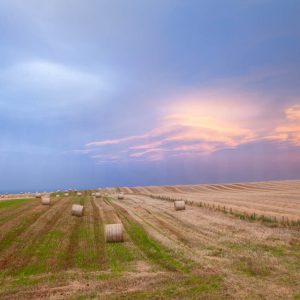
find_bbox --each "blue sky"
[0,0,300,192]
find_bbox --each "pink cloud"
[130,148,166,158]
[79,91,300,164]
[86,135,144,147]
[286,105,300,120]
[129,141,163,150]
[270,105,300,146]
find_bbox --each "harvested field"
[0,180,300,299]
[120,180,300,222]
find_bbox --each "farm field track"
[0,180,299,299]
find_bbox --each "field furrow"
[0,196,70,274]
[0,181,300,299]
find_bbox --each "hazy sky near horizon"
[0,0,300,192]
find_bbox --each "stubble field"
[0,180,299,299]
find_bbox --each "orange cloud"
[286,105,300,120]
[129,141,163,150]
[86,135,144,147]
[159,98,257,148]
[130,148,166,157]
[271,105,300,146]
[81,91,300,164]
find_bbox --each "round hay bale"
[95,192,101,198]
[71,204,84,217]
[64,192,69,196]
[174,200,185,211]
[41,195,51,205]
[35,193,42,198]
[77,192,82,196]
[105,224,124,243]
[117,193,124,200]
[56,194,60,198]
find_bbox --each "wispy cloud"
[86,135,146,147]
[270,105,300,146]
[79,89,300,164]
[2,60,105,91]
[129,141,163,150]
[0,59,111,117]
[286,105,300,120]
[82,90,283,163]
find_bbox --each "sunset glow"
[84,95,300,164]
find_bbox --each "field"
[0,180,300,299]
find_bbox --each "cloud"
[1,59,105,93]
[13,60,100,85]
[83,90,273,163]
[270,105,300,146]
[129,141,163,150]
[86,135,146,147]
[0,59,110,116]
[69,86,300,164]
[286,105,300,120]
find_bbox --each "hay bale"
[95,192,101,198]
[56,194,60,198]
[41,195,51,205]
[71,204,84,217]
[35,193,42,198]
[174,200,185,211]
[117,193,124,200]
[64,192,69,196]
[77,192,82,196]
[105,224,124,243]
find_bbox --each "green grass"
[5,274,41,291]
[16,229,66,276]
[72,196,105,271]
[122,215,191,272]
[269,245,286,257]
[0,212,42,252]
[70,273,224,300]
[151,275,222,299]
[106,242,135,272]
[237,256,272,277]
[1,268,225,300]
[0,198,33,209]
[294,292,300,299]
[72,196,85,205]
[16,264,47,277]
[74,225,99,270]
[35,229,65,259]
[225,241,286,257]
[93,274,223,300]
[108,199,191,273]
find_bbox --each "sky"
[0,0,300,192]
